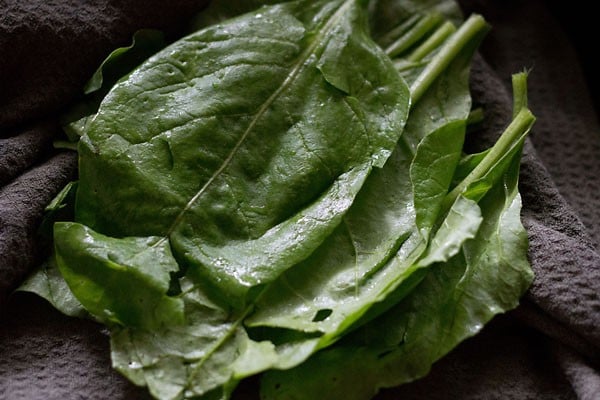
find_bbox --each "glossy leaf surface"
[73,0,409,304]
[246,11,485,350]
[259,74,535,400]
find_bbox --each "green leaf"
[84,29,166,95]
[260,155,531,400]
[62,113,95,142]
[51,1,411,398]
[60,30,167,143]
[243,10,488,363]
[443,106,534,208]
[259,74,534,400]
[37,181,78,241]
[110,283,254,400]
[109,274,322,399]
[17,256,88,319]
[54,222,184,330]
[411,119,465,237]
[245,192,482,350]
[260,167,532,400]
[71,0,409,307]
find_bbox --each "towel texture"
[1,0,598,399]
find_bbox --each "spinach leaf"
[55,222,185,330]
[18,182,87,319]
[109,277,267,399]
[84,29,167,96]
[244,13,488,354]
[259,73,534,400]
[68,0,409,308]
[48,0,411,398]
[70,6,486,398]
[61,30,167,141]
[18,255,88,319]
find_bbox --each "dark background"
[546,0,599,116]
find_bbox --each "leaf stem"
[410,14,489,104]
[184,304,254,395]
[154,0,355,249]
[512,71,529,118]
[407,20,456,62]
[385,13,443,58]
[378,14,422,48]
[442,106,535,212]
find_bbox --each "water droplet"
[214,257,226,267]
[128,361,142,369]
[255,13,263,18]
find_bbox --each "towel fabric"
[1,1,598,399]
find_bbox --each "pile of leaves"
[21,0,535,399]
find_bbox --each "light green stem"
[385,13,443,58]
[410,14,489,104]
[442,107,535,212]
[512,71,529,118]
[378,13,422,48]
[408,20,456,62]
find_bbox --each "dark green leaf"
[246,8,487,353]
[84,29,166,95]
[17,256,88,319]
[55,222,184,330]
[60,30,167,142]
[259,74,534,400]
[71,0,409,306]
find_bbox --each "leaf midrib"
[155,0,354,248]
[171,0,355,394]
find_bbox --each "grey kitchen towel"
[1,0,598,399]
